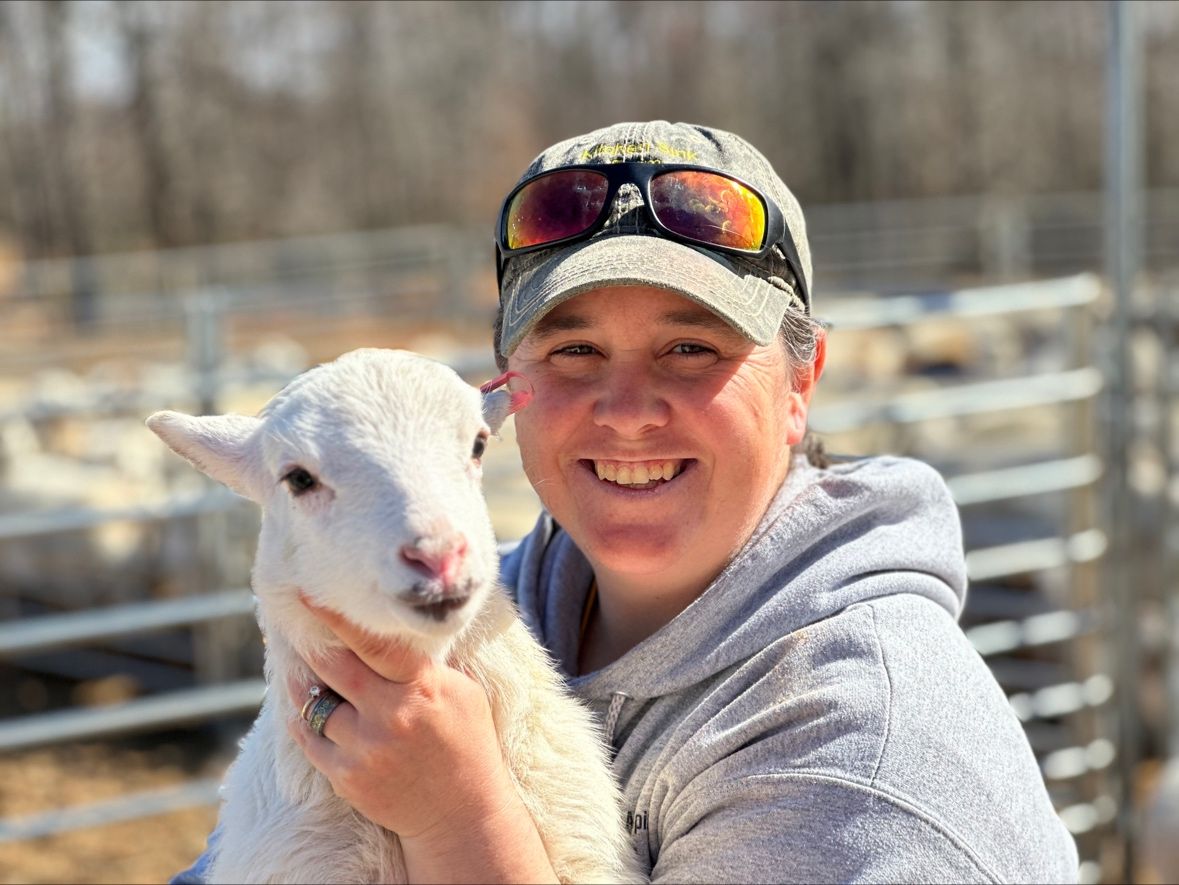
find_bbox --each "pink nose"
[400,535,469,590]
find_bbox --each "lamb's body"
[212,594,625,884]
[148,349,639,884]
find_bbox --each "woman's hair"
[492,299,830,467]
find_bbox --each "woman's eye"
[671,342,715,356]
[472,433,488,461]
[283,467,318,495]
[553,343,598,357]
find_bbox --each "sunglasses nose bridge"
[605,182,653,234]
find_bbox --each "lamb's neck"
[254,591,351,677]
[253,646,341,809]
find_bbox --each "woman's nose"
[591,362,670,436]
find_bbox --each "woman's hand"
[286,594,557,884]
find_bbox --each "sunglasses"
[495,162,809,310]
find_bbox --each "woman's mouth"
[586,459,686,489]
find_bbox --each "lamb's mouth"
[589,459,686,488]
[402,581,474,622]
[408,596,470,623]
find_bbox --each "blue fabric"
[170,824,219,884]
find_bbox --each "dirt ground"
[0,739,232,885]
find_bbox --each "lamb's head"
[146,348,531,659]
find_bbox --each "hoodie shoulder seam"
[739,770,1004,882]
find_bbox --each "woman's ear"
[797,327,827,399]
[785,329,828,445]
[812,327,828,387]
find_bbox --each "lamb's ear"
[146,410,264,501]
[479,371,533,435]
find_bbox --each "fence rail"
[0,588,255,659]
[0,681,267,753]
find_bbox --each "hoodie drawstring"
[604,691,631,747]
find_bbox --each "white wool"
[147,348,641,884]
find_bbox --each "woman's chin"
[577,524,707,580]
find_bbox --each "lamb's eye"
[283,467,318,495]
[472,433,488,461]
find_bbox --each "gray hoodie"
[502,454,1079,883]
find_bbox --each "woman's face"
[507,285,821,588]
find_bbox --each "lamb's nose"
[400,535,469,591]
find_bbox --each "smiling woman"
[507,286,817,661]
[176,121,1080,885]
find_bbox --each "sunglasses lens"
[650,170,767,251]
[505,170,610,250]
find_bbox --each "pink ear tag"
[479,371,533,414]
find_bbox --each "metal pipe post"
[1103,0,1143,876]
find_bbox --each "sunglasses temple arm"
[775,238,809,312]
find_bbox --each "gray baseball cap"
[495,120,813,360]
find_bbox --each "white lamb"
[147,348,640,884]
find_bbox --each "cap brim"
[499,235,788,357]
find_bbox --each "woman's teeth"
[594,460,682,485]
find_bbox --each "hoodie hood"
[503,454,967,704]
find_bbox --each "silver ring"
[307,689,343,737]
[300,684,324,722]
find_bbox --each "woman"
[177,121,1078,882]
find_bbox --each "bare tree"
[40,0,101,324]
[116,0,181,249]
[0,3,56,260]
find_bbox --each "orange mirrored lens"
[649,170,766,251]
[506,170,610,249]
